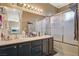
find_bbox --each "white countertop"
[0,35,53,46]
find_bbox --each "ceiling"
[50,3,69,8]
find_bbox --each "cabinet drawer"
[31,46,42,56]
[19,42,30,47]
[0,45,17,56]
[31,40,42,47]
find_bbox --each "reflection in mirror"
[6,8,22,34]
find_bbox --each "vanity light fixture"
[27,4,30,8]
[34,7,37,10]
[25,4,43,13]
[15,3,43,15]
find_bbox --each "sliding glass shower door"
[50,10,78,45]
[63,10,78,45]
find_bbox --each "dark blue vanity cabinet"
[0,45,17,56]
[18,42,30,56]
[0,37,53,56]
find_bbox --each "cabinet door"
[31,40,42,56]
[0,45,17,56]
[48,38,53,55]
[18,43,30,56]
[42,39,48,55]
[31,46,42,56]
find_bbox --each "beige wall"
[57,4,70,13]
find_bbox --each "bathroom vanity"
[0,35,54,56]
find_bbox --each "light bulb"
[23,4,26,7]
[27,5,30,8]
[34,8,37,10]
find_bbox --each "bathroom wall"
[57,4,70,13]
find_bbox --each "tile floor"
[53,41,78,56]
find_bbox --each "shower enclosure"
[50,10,78,55]
[27,4,79,56]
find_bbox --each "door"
[63,10,78,55]
[42,39,48,55]
[63,11,77,45]
[31,46,42,56]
